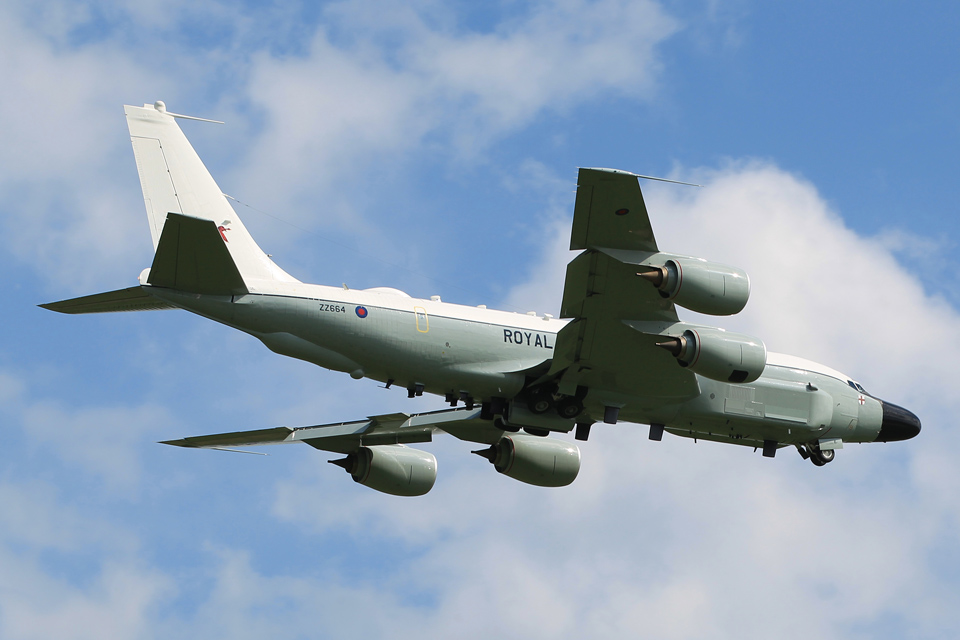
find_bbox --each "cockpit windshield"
[847,380,867,394]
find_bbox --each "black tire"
[808,444,835,466]
[556,396,584,420]
[527,388,555,414]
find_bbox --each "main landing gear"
[525,385,586,420]
[797,442,835,466]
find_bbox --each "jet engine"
[473,434,580,487]
[330,445,437,496]
[657,327,766,383]
[639,257,750,316]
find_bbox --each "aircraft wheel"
[808,445,835,466]
[527,388,555,414]
[555,396,584,419]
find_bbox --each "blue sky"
[2,1,959,638]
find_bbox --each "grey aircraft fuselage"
[151,278,886,452]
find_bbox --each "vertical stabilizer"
[125,102,298,285]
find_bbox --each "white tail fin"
[125,102,298,285]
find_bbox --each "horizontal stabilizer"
[148,212,248,295]
[40,286,175,314]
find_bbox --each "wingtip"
[579,167,702,187]
[159,439,195,448]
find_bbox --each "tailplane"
[40,287,176,314]
[125,101,297,286]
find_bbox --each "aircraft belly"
[257,332,362,373]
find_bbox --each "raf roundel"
[355,306,368,318]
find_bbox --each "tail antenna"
[152,100,224,124]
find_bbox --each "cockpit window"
[848,380,867,393]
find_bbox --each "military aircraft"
[42,101,921,496]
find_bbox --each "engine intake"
[657,327,766,383]
[473,434,580,487]
[639,257,750,316]
[330,445,437,496]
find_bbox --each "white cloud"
[233,0,677,225]
[20,399,173,495]
[0,476,169,640]
[0,553,171,640]
[0,3,181,291]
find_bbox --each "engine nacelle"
[473,434,580,487]
[330,445,437,496]
[658,327,766,383]
[640,256,750,316]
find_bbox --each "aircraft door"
[414,306,429,333]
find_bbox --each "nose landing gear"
[797,442,835,466]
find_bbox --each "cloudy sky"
[2,1,959,638]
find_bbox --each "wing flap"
[40,286,176,314]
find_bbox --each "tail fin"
[125,102,297,286]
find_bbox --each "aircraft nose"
[876,401,921,442]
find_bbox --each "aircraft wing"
[160,407,503,455]
[549,168,700,402]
